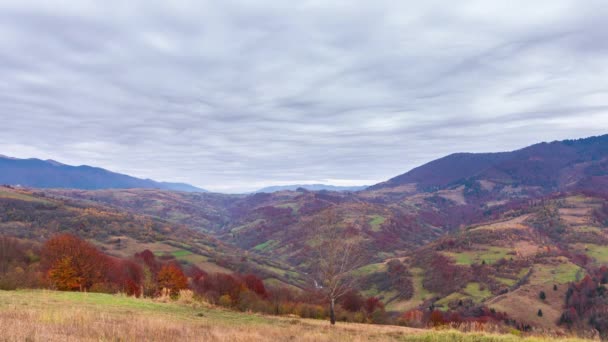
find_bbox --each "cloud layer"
[1,0,607,192]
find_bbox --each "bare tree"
[310,210,364,325]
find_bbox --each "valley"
[2,135,608,338]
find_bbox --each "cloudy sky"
[1,0,608,192]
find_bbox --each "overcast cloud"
[1,0,607,192]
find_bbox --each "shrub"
[219,294,232,307]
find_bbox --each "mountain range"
[0,155,206,192]
[1,134,608,333]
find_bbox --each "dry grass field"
[0,290,592,342]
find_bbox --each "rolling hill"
[2,134,608,335]
[0,155,206,192]
[370,134,608,194]
[0,186,302,288]
[42,135,608,273]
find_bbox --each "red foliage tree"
[107,258,143,296]
[157,263,188,296]
[41,234,107,291]
[135,249,160,273]
[340,290,364,312]
[187,265,207,282]
[363,297,384,315]
[429,310,445,326]
[243,274,267,298]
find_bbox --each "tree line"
[0,234,387,325]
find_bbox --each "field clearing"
[354,262,387,276]
[0,188,53,204]
[489,283,568,331]
[469,215,531,232]
[386,267,434,312]
[436,283,492,307]
[100,236,235,274]
[436,186,466,205]
[573,243,608,264]
[0,290,590,341]
[530,259,583,285]
[369,215,387,232]
[443,246,511,265]
[514,241,540,258]
[253,239,279,252]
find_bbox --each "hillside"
[370,135,608,194]
[0,290,588,342]
[44,187,458,269]
[364,193,608,333]
[2,135,608,337]
[0,156,206,192]
[0,186,302,287]
[38,136,608,288]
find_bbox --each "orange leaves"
[41,234,106,291]
[47,256,83,291]
[157,263,188,297]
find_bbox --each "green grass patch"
[577,243,608,263]
[463,282,492,301]
[435,283,491,307]
[352,262,386,276]
[171,250,193,258]
[253,240,278,252]
[495,276,517,287]
[532,261,583,285]
[435,292,467,307]
[443,246,511,265]
[0,290,270,325]
[368,215,386,232]
[386,267,435,311]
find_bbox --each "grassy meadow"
[0,290,591,342]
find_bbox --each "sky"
[1,1,608,193]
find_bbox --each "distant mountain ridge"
[254,184,368,193]
[0,156,206,192]
[370,134,608,193]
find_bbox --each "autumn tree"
[157,263,188,297]
[41,234,107,291]
[310,209,364,325]
[47,256,82,290]
[243,274,267,298]
[106,258,143,296]
[340,290,364,312]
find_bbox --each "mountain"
[44,135,608,271]
[3,134,608,333]
[370,134,608,193]
[0,155,207,192]
[254,184,368,193]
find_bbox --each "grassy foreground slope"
[0,290,588,342]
